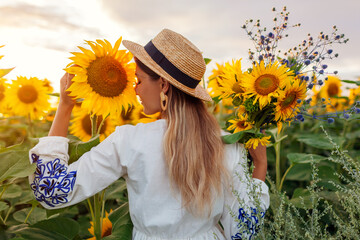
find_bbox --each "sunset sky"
[0,0,359,92]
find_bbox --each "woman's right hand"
[59,72,75,108]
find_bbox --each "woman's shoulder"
[113,119,166,138]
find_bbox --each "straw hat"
[122,29,212,102]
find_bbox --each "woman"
[29,29,269,239]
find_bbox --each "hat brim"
[122,40,212,102]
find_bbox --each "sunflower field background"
[1,6,360,240]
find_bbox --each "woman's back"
[30,118,269,239]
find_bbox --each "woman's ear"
[160,77,170,94]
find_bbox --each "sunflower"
[0,78,9,115]
[42,78,54,93]
[349,86,360,105]
[275,78,307,121]
[65,37,137,118]
[319,76,345,111]
[227,114,252,133]
[242,61,294,109]
[6,76,50,119]
[69,107,116,142]
[245,135,271,149]
[217,59,245,100]
[88,210,113,240]
[130,104,161,125]
[207,62,226,98]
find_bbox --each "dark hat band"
[144,41,200,89]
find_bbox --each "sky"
[0,0,359,92]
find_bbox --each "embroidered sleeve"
[220,143,270,240]
[29,127,129,209]
[30,154,77,207]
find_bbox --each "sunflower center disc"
[82,115,107,136]
[281,92,296,107]
[232,82,243,94]
[87,56,127,97]
[17,85,38,103]
[255,74,279,95]
[237,120,246,128]
[327,83,339,97]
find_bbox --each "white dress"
[29,119,270,240]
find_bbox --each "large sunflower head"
[6,76,50,119]
[217,59,245,100]
[242,61,294,109]
[65,37,137,118]
[275,78,307,121]
[69,108,116,142]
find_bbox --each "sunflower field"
[1,7,360,240]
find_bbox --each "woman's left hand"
[248,144,268,182]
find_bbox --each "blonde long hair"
[135,58,228,215]
[163,84,228,216]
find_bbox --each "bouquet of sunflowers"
[208,7,350,149]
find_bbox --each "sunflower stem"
[97,114,109,136]
[279,164,294,191]
[274,129,283,191]
[24,202,37,224]
[27,113,33,138]
[91,114,98,137]
[94,193,102,240]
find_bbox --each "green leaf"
[287,153,327,164]
[286,164,312,181]
[296,134,344,150]
[10,227,71,240]
[105,178,127,201]
[1,184,22,199]
[204,58,212,65]
[13,207,47,225]
[341,79,360,86]
[0,67,14,78]
[222,132,245,144]
[0,201,9,212]
[103,202,133,240]
[32,217,80,239]
[0,150,37,183]
[290,190,312,209]
[345,129,360,139]
[68,136,100,163]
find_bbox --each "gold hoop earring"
[160,91,168,111]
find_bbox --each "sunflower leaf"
[68,135,100,164]
[341,79,360,86]
[204,58,212,65]
[0,67,14,78]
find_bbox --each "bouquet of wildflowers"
[208,7,352,149]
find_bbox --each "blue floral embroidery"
[231,207,266,240]
[30,153,77,207]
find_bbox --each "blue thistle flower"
[268,32,274,38]
[356,108,360,114]
[344,113,350,119]
[305,76,309,81]
[296,113,303,119]
[308,83,314,89]
[318,80,323,85]
[304,60,311,65]
[322,64,328,69]
[259,55,263,61]
[321,98,326,102]
[296,99,302,104]
[327,49,333,54]
[319,70,324,74]
[327,118,335,123]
